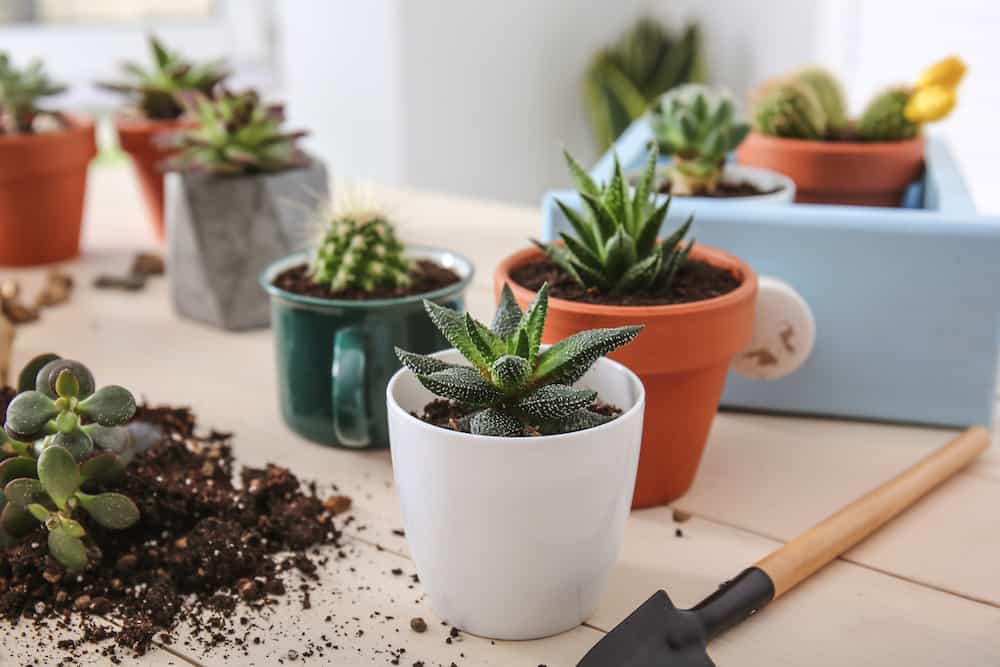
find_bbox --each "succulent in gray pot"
[163,88,328,330]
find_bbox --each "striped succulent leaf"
[395,349,455,375]
[492,284,524,338]
[540,409,616,435]
[416,367,501,406]
[534,325,642,386]
[470,409,523,437]
[514,385,597,422]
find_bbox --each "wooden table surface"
[3,166,999,666]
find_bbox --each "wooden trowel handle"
[755,426,990,599]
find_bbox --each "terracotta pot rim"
[0,115,94,147]
[496,244,757,318]
[114,115,196,132]
[743,131,925,156]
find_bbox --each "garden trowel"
[578,426,989,667]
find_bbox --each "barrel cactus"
[1,355,139,570]
[397,284,641,436]
[309,206,412,293]
[651,84,750,195]
[858,88,919,142]
[752,81,828,140]
[0,51,66,134]
[794,67,847,133]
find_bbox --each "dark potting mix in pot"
[263,200,471,449]
[497,147,757,507]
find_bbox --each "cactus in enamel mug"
[651,84,750,195]
[1,354,139,570]
[0,51,67,134]
[396,284,641,437]
[536,147,694,295]
[752,81,828,140]
[98,35,229,120]
[309,203,412,293]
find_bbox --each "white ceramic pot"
[387,349,645,640]
[629,162,796,204]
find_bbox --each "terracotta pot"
[735,132,926,206]
[0,118,96,266]
[117,117,193,239]
[495,245,757,508]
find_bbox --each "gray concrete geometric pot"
[165,156,328,330]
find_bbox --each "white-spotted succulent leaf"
[309,208,412,293]
[538,148,694,295]
[396,284,642,436]
[0,356,141,572]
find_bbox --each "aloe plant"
[310,205,411,293]
[397,285,641,437]
[0,51,66,134]
[1,355,139,570]
[537,147,693,294]
[98,35,228,119]
[163,88,309,174]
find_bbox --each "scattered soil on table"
[417,399,621,436]
[658,180,781,198]
[510,256,741,307]
[273,260,461,301]
[0,398,344,662]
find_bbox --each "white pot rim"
[629,162,796,203]
[386,349,646,445]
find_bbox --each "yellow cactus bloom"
[916,56,967,90]
[904,84,956,123]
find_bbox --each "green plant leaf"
[395,348,455,375]
[17,353,60,393]
[554,199,600,256]
[515,384,597,422]
[79,453,126,485]
[48,525,88,572]
[618,247,664,292]
[0,456,37,487]
[602,156,629,227]
[466,313,498,363]
[55,369,80,399]
[533,240,586,290]
[491,284,524,339]
[38,445,80,510]
[631,146,659,228]
[469,409,523,437]
[416,367,502,406]
[562,149,601,199]
[82,424,132,455]
[660,213,694,252]
[4,391,58,440]
[47,429,94,460]
[518,283,549,364]
[36,359,95,399]
[3,478,43,508]
[26,503,49,522]
[533,326,644,386]
[540,408,616,435]
[635,197,671,258]
[2,501,40,537]
[77,385,137,427]
[77,492,140,530]
[559,232,604,273]
[489,355,531,393]
[423,300,488,370]
[579,192,618,244]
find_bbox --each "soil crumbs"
[511,256,741,307]
[418,399,621,436]
[273,260,461,301]
[658,180,781,198]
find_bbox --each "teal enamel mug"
[261,247,473,448]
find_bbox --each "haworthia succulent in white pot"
[386,286,645,639]
[163,88,328,330]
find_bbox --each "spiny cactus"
[752,81,828,140]
[858,88,918,142]
[794,67,847,133]
[1,355,139,570]
[309,206,411,293]
[397,284,641,436]
[0,52,66,134]
[651,84,750,195]
[98,35,228,120]
[583,17,705,151]
[163,88,309,174]
[537,147,693,294]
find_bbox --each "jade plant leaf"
[77,492,140,530]
[514,384,598,422]
[4,391,58,440]
[48,525,88,572]
[4,478,43,507]
[1,501,39,536]
[47,429,94,460]
[77,385,137,427]
[79,453,126,485]
[533,326,643,386]
[26,503,50,522]
[82,423,133,455]
[38,445,81,509]
[17,353,60,393]
[55,369,81,399]
[0,456,37,486]
[36,359,95,399]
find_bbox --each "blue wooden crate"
[541,117,1000,427]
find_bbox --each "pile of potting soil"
[0,392,348,663]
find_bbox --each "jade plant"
[584,17,705,151]
[1,354,139,571]
[163,88,309,174]
[98,35,228,119]
[537,147,693,294]
[397,284,641,436]
[0,51,67,134]
[309,204,412,293]
[650,84,750,195]
[753,56,966,142]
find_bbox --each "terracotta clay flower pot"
[117,117,193,239]
[735,131,926,206]
[495,245,757,508]
[0,118,96,267]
